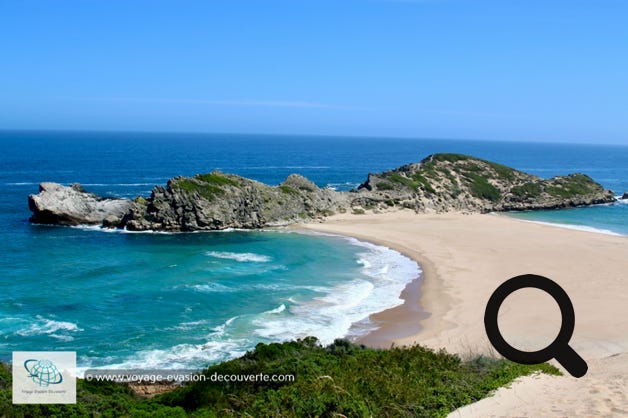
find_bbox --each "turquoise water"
[0,227,418,370]
[505,200,628,235]
[0,131,626,371]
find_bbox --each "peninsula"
[28,153,616,230]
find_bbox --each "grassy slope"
[1,339,558,417]
[381,153,606,203]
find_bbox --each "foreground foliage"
[1,338,559,417]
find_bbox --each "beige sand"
[300,211,628,417]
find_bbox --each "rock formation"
[121,172,346,231]
[355,153,616,213]
[28,183,132,226]
[28,154,617,231]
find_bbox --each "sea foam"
[16,315,83,338]
[251,235,421,345]
[205,251,272,263]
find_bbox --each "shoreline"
[298,218,456,352]
[348,211,628,348]
[495,212,627,237]
[356,276,426,348]
[300,210,628,416]
[294,227,431,347]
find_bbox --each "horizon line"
[0,127,626,147]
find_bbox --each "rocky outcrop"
[28,154,617,230]
[621,192,628,200]
[120,172,347,231]
[28,183,132,226]
[356,153,617,213]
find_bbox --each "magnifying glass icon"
[484,274,588,378]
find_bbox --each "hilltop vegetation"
[359,153,614,213]
[1,339,559,417]
[29,153,615,230]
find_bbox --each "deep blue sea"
[1,131,626,371]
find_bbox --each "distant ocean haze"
[0,130,626,371]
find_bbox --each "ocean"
[1,131,626,371]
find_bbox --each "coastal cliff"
[28,153,617,231]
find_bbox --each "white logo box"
[12,351,76,404]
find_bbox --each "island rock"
[29,182,133,226]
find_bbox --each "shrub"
[0,341,559,417]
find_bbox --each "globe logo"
[24,359,63,387]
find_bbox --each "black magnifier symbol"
[484,274,588,378]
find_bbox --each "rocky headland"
[28,153,617,231]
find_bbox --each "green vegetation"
[387,172,435,194]
[468,174,501,202]
[430,153,471,163]
[425,154,516,182]
[1,339,559,418]
[388,172,418,189]
[412,173,436,193]
[352,208,366,214]
[375,181,394,191]
[486,161,516,181]
[172,179,224,201]
[170,173,239,201]
[194,173,239,187]
[279,185,299,195]
[429,154,514,178]
[0,363,185,417]
[134,196,149,205]
[511,182,543,198]
[545,174,601,198]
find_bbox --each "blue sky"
[0,0,626,144]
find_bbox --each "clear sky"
[1,0,626,144]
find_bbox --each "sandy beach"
[300,211,628,417]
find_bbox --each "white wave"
[189,283,235,293]
[508,218,624,236]
[69,224,109,232]
[325,182,361,191]
[49,334,75,342]
[77,339,249,374]
[250,283,289,291]
[253,237,421,345]
[67,224,177,234]
[79,234,421,373]
[210,316,238,336]
[4,182,38,186]
[16,316,83,337]
[265,304,286,314]
[168,319,210,331]
[356,258,372,269]
[205,251,271,263]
